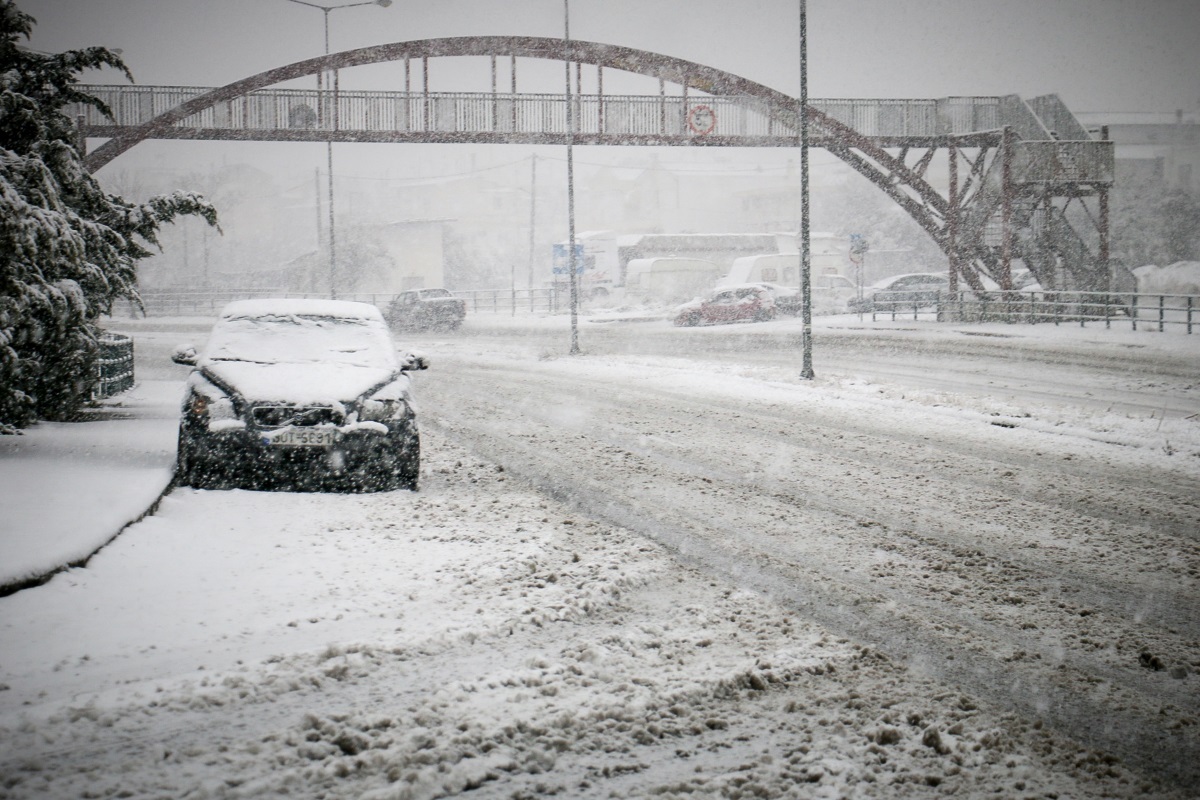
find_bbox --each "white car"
[848,272,950,312]
[171,299,426,491]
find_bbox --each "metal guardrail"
[132,291,395,316]
[134,288,574,317]
[76,86,1112,182]
[93,332,135,399]
[869,290,1197,333]
[456,288,561,314]
[130,288,1194,332]
[80,86,1032,139]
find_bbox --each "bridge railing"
[869,290,1196,333]
[76,85,1102,143]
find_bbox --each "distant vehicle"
[172,299,426,492]
[848,272,950,312]
[753,282,802,315]
[673,285,777,327]
[814,273,859,312]
[552,231,619,299]
[716,236,849,289]
[385,288,466,330]
[623,257,723,305]
[756,275,859,315]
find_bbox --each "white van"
[717,254,800,287]
[624,258,723,305]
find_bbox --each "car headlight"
[358,397,410,422]
[187,389,237,424]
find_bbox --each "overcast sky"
[22,0,1200,112]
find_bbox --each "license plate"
[263,428,337,447]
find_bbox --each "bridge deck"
[75,85,1112,183]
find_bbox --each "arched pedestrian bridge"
[75,36,1115,292]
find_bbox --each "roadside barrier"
[93,332,135,399]
[868,290,1197,333]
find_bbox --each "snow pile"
[1132,261,1200,295]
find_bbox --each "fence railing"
[127,288,1195,333]
[131,291,399,317]
[869,290,1197,333]
[78,86,1042,141]
[93,332,135,399]
[131,289,569,317]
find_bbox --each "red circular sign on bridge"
[687,104,717,135]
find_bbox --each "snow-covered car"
[757,275,859,315]
[385,288,466,331]
[754,282,802,315]
[848,272,950,312]
[171,299,426,491]
[673,285,777,326]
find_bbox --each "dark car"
[847,272,950,313]
[673,285,777,326]
[172,299,426,492]
[385,288,466,330]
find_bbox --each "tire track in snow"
[422,352,1200,788]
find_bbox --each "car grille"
[251,405,343,429]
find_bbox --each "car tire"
[370,428,419,491]
[676,312,700,327]
[396,430,420,491]
[176,426,210,488]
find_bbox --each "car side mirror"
[171,345,198,366]
[400,352,429,371]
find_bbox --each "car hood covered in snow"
[197,361,400,406]
[193,300,404,405]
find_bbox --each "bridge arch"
[87,40,943,229]
[83,37,1111,290]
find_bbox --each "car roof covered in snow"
[218,299,385,321]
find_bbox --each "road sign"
[552,243,585,275]
[687,105,717,135]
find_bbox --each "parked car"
[171,299,426,492]
[848,272,950,312]
[757,275,859,315]
[673,285,777,326]
[385,288,466,330]
[754,282,801,315]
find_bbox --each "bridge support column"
[947,142,960,319]
[1000,126,1014,290]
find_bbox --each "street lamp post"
[798,0,814,379]
[282,0,392,299]
[564,0,580,355]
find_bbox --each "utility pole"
[281,0,393,298]
[564,0,580,354]
[526,153,538,315]
[798,0,814,379]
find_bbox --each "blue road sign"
[552,243,586,275]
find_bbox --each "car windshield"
[205,314,396,369]
[421,289,452,298]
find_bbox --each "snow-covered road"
[0,315,1196,799]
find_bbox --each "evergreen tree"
[0,1,217,431]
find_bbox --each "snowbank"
[1132,261,1200,295]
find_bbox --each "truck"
[552,231,620,299]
